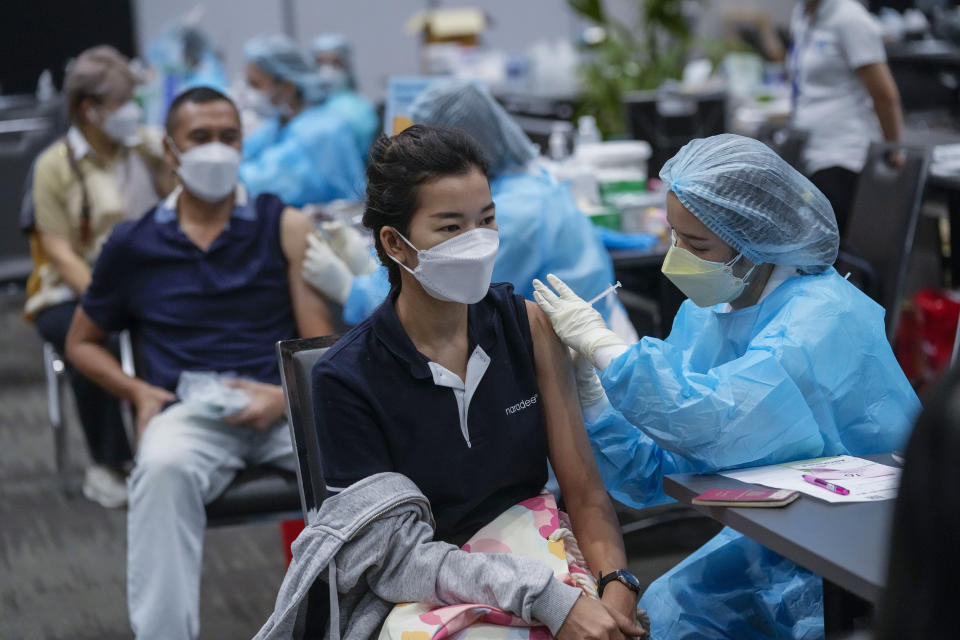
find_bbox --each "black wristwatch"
[597,569,641,598]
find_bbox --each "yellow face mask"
[661,236,756,307]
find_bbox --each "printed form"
[720,455,900,503]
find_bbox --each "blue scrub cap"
[409,79,537,176]
[660,134,839,274]
[310,33,356,89]
[244,34,329,105]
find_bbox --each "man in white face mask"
[65,86,335,640]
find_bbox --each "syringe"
[587,281,622,306]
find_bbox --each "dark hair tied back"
[363,125,490,289]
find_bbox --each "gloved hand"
[571,348,606,409]
[533,274,626,368]
[320,220,378,276]
[303,233,354,305]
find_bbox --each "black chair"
[43,330,136,495]
[755,124,809,171]
[836,143,930,343]
[0,96,65,285]
[624,88,727,176]
[119,333,301,525]
[276,336,340,519]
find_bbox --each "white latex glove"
[571,348,606,409]
[533,274,627,368]
[303,233,354,305]
[320,220,378,276]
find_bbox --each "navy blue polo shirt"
[81,186,297,392]
[312,283,547,544]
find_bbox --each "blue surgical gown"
[240,104,365,207]
[341,168,628,325]
[320,90,379,162]
[585,267,919,639]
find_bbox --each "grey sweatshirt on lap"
[254,472,582,640]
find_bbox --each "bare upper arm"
[526,299,605,498]
[280,206,312,264]
[281,206,336,337]
[65,305,108,353]
[38,230,79,264]
[856,62,899,103]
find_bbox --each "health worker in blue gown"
[300,80,636,342]
[532,133,920,640]
[309,33,379,162]
[241,34,364,207]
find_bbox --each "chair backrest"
[755,124,808,171]
[277,335,340,520]
[838,142,930,343]
[624,88,726,176]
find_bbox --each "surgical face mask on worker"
[247,80,298,120]
[246,86,281,119]
[167,138,241,203]
[316,64,347,90]
[87,100,142,144]
[387,228,499,304]
[661,232,757,307]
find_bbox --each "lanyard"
[790,5,821,110]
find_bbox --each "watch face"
[617,570,641,590]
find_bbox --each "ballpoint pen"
[802,474,850,496]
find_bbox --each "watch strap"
[597,569,640,597]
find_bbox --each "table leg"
[823,578,874,638]
[948,189,960,288]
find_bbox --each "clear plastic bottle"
[575,115,602,150]
[548,121,573,161]
[36,69,56,102]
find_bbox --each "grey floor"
[0,287,721,639]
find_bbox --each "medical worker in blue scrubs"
[309,33,379,161]
[241,34,364,206]
[533,133,920,639]
[302,80,636,341]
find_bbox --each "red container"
[280,519,306,566]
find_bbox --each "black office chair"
[624,88,727,176]
[755,124,809,171]
[276,336,340,520]
[836,143,930,343]
[0,97,65,285]
[117,333,301,525]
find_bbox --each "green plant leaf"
[567,0,606,24]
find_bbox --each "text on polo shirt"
[505,393,539,416]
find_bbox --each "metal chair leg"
[43,342,70,494]
[118,330,137,448]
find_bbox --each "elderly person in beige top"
[25,45,172,507]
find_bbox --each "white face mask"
[92,101,142,143]
[316,64,347,90]
[247,87,280,119]
[168,139,241,203]
[389,227,499,304]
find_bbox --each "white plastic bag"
[176,371,250,419]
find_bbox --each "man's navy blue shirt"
[312,283,548,544]
[82,187,297,392]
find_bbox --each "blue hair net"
[660,133,839,274]
[244,34,329,105]
[310,33,355,89]
[409,80,537,175]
